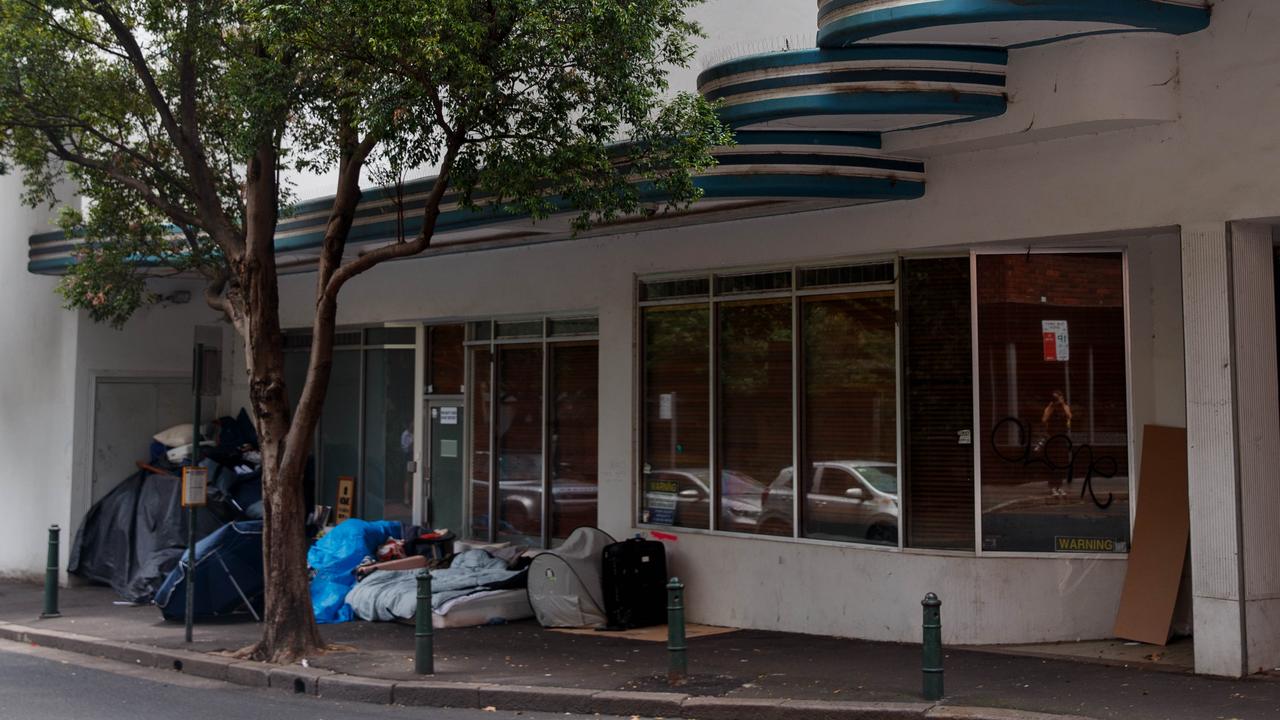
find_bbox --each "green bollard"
[41,525,61,619]
[922,592,944,701]
[667,577,687,686]
[415,570,434,675]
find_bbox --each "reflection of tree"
[719,301,791,392]
[804,297,895,389]
[644,306,710,379]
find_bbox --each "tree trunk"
[234,146,327,664]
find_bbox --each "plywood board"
[1113,425,1189,645]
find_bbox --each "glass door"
[427,400,466,534]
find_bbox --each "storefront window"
[903,258,975,550]
[800,294,897,545]
[641,306,712,530]
[549,343,599,539]
[363,348,415,524]
[719,299,792,536]
[977,253,1130,553]
[319,350,361,511]
[496,345,543,544]
[466,317,599,546]
[469,346,492,540]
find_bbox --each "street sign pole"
[185,342,204,644]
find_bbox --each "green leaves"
[3,0,730,329]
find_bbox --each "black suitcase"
[601,536,668,630]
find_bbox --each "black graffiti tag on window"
[990,417,1116,510]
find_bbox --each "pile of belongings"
[69,411,266,606]
[308,519,533,626]
[154,521,264,621]
[307,519,404,624]
[345,547,529,623]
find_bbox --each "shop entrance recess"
[426,400,465,533]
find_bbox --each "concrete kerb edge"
[0,622,1097,720]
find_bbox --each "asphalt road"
[0,640,630,720]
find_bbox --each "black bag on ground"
[601,536,667,629]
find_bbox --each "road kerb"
[0,622,1099,720]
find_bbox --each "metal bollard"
[922,592,943,701]
[667,577,687,686]
[415,570,434,674]
[41,525,61,619]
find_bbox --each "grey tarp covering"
[68,468,225,603]
[526,526,615,628]
[345,549,526,622]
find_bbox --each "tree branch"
[88,0,242,258]
[44,129,205,229]
[322,134,463,299]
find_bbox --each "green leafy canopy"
[0,0,732,325]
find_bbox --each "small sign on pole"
[182,465,208,508]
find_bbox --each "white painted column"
[1181,222,1280,676]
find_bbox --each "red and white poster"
[1042,320,1069,362]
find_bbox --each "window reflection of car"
[758,462,898,545]
[468,456,598,539]
[641,469,763,532]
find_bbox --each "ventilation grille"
[549,317,599,337]
[641,276,711,302]
[495,320,543,339]
[798,262,895,289]
[364,327,416,345]
[716,270,792,296]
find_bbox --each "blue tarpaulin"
[308,519,402,624]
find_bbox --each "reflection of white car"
[758,462,898,545]
[641,469,763,532]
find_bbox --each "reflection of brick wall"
[977,254,1124,307]
[977,255,1130,489]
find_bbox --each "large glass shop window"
[800,293,898,545]
[549,343,599,539]
[496,345,544,544]
[902,258,975,550]
[363,348,415,524]
[977,253,1130,553]
[719,300,792,536]
[640,306,712,530]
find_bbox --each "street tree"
[0,0,729,662]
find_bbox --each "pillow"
[153,423,194,448]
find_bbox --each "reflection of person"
[1039,390,1073,497]
[401,425,413,506]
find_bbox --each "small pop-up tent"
[154,520,264,621]
[526,526,615,628]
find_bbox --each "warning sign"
[1042,320,1070,362]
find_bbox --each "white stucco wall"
[0,174,78,580]
[0,176,225,580]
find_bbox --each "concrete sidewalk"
[1,581,1276,720]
